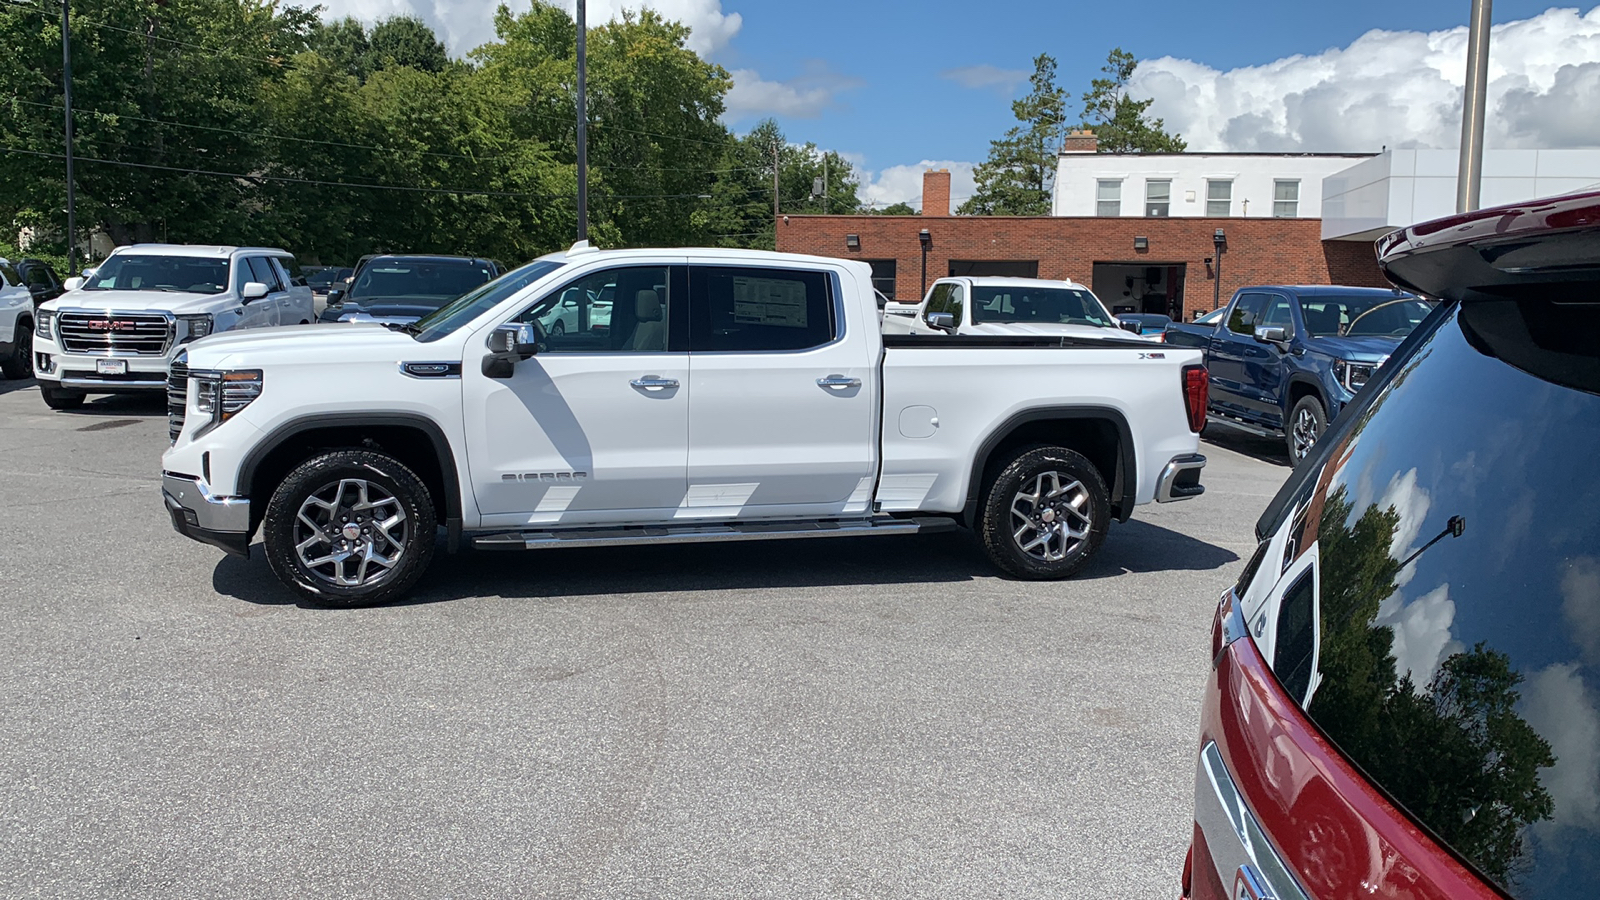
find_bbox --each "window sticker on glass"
[732,276,808,328]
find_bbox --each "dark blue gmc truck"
[1165,285,1432,466]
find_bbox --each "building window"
[1206,179,1232,217]
[866,259,897,300]
[947,260,1039,278]
[1145,180,1171,217]
[1274,180,1300,218]
[1096,180,1121,217]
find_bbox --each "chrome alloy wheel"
[292,478,409,587]
[1291,407,1320,461]
[1009,471,1093,563]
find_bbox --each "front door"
[684,264,878,519]
[461,263,690,530]
[239,257,283,328]
[1207,292,1269,420]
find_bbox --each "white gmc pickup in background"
[881,275,1125,340]
[32,244,314,410]
[161,244,1209,607]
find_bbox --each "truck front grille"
[167,358,188,443]
[57,311,173,356]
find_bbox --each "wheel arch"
[237,413,463,549]
[962,406,1136,526]
[1286,374,1326,413]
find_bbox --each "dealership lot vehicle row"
[0,382,1284,898]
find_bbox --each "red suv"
[1184,191,1600,900]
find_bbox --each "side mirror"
[327,288,346,305]
[927,312,956,332]
[242,281,270,301]
[1119,320,1142,334]
[62,276,83,291]
[1255,326,1290,345]
[483,322,542,378]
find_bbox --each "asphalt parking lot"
[0,377,1291,899]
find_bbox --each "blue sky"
[323,0,1600,206]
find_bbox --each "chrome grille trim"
[56,310,175,356]
[167,358,188,443]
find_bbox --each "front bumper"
[1156,453,1207,502]
[34,342,173,392]
[161,472,251,557]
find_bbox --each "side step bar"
[471,515,959,551]
[1205,414,1282,440]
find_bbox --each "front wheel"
[39,383,84,410]
[550,320,566,337]
[1286,396,1327,467]
[978,445,1111,580]
[263,449,437,607]
[2,320,32,379]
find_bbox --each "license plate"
[96,359,128,375]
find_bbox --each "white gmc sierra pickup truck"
[161,244,1209,606]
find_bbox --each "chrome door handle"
[816,375,861,390]
[630,376,679,391]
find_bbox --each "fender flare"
[961,406,1138,525]
[237,412,464,549]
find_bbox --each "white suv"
[33,244,314,410]
[0,258,36,380]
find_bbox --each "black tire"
[263,449,436,607]
[978,445,1111,580]
[39,383,85,410]
[550,320,565,337]
[2,319,32,379]
[1286,395,1327,467]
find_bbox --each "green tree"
[308,16,370,80]
[367,16,448,74]
[1080,48,1186,153]
[957,53,1069,216]
[868,201,917,215]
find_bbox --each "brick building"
[776,169,1387,319]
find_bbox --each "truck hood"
[44,289,235,316]
[319,300,439,324]
[964,322,1128,340]
[182,322,418,369]
[1306,334,1402,362]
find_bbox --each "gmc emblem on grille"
[86,319,137,332]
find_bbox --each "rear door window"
[1298,297,1600,896]
[688,266,834,352]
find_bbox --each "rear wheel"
[39,383,84,410]
[263,449,436,607]
[2,320,32,379]
[1286,395,1327,467]
[978,445,1110,580]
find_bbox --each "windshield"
[84,254,229,295]
[970,286,1114,327]
[413,259,566,343]
[1300,294,1431,338]
[348,259,494,306]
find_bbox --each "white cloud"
[1378,467,1431,587]
[1374,583,1462,690]
[318,0,743,59]
[725,62,862,120]
[1130,6,1600,151]
[941,64,1028,92]
[1564,556,1600,665]
[1521,662,1600,830]
[857,160,978,212]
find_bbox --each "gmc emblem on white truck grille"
[86,319,137,332]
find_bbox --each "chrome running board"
[471,515,957,551]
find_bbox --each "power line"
[0,0,288,68]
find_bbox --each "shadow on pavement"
[1202,426,1290,468]
[0,377,38,397]
[213,518,1238,607]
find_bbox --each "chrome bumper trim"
[59,377,168,390]
[1195,741,1309,900]
[1156,453,1207,502]
[161,472,250,534]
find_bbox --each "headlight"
[1332,359,1378,393]
[178,313,214,343]
[192,369,262,433]
[35,310,53,339]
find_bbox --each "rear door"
[685,263,878,519]
[1206,292,1268,420]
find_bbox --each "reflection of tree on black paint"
[1309,486,1555,887]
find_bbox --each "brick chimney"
[922,168,951,216]
[1061,129,1098,154]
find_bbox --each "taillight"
[1182,364,1208,433]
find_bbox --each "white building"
[1051,131,1371,221]
[1321,148,1600,240]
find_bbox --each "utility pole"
[772,140,780,220]
[1456,0,1492,213]
[62,0,76,274]
[575,0,588,241]
[822,153,828,215]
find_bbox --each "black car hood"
[321,299,445,322]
